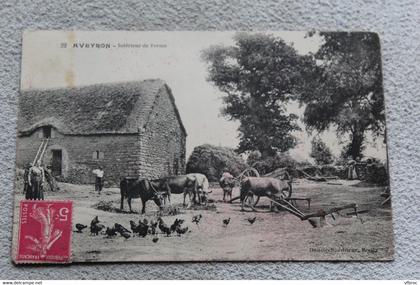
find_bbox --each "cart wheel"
[237,167,260,182]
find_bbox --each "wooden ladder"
[33,139,49,165]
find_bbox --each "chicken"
[192,214,202,225]
[105,227,118,238]
[75,223,87,233]
[120,231,131,240]
[130,220,140,235]
[131,220,149,237]
[158,217,171,236]
[91,216,99,225]
[175,226,189,236]
[90,216,102,235]
[90,223,105,235]
[149,220,158,235]
[247,217,257,225]
[114,223,131,234]
[137,220,149,238]
[170,218,181,233]
[152,237,159,243]
[223,217,231,227]
[90,225,99,235]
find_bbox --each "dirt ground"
[12,178,394,262]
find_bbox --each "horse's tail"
[120,178,127,210]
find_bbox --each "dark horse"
[120,177,164,214]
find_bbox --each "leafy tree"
[247,150,297,175]
[186,144,248,182]
[310,137,334,165]
[202,33,308,157]
[300,32,385,159]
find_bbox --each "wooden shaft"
[275,203,305,219]
[302,203,357,220]
[228,195,240,203]
[265,196,305,218]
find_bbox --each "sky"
[20,31,387,162]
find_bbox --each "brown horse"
[240,177,292,211]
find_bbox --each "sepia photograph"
[12,31,394,263]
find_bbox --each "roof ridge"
[20,79,166,93]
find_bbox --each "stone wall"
[16,128,141,185]
[138,86,186,178]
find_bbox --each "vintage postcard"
[12,31,393,263]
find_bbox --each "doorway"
[51,150,62,176]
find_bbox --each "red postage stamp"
[15,200,73,264]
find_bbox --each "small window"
[42,126,51,138]
[92,151,104,160]
[173,158,179,174]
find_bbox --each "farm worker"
[92,166,104,194]
[347,157,358,180]
[220,169,234,184]
[44,165,59,192]
[23,162,33,199]
[28,160,45,200]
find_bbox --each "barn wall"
[16,128,140,185]
[138,87,186,178]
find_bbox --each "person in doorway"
[92,166,104,194]
[28,160,45,200]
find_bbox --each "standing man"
[23,163,33,199]
[220,169,235,202]
[92,166,104,194]
[44,165,59,192]
[347,157,358,180]
[28,160,45,200]
[220,169,234,182]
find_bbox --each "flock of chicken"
[74,214,258,243]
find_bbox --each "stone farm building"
[16,79,187,185]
